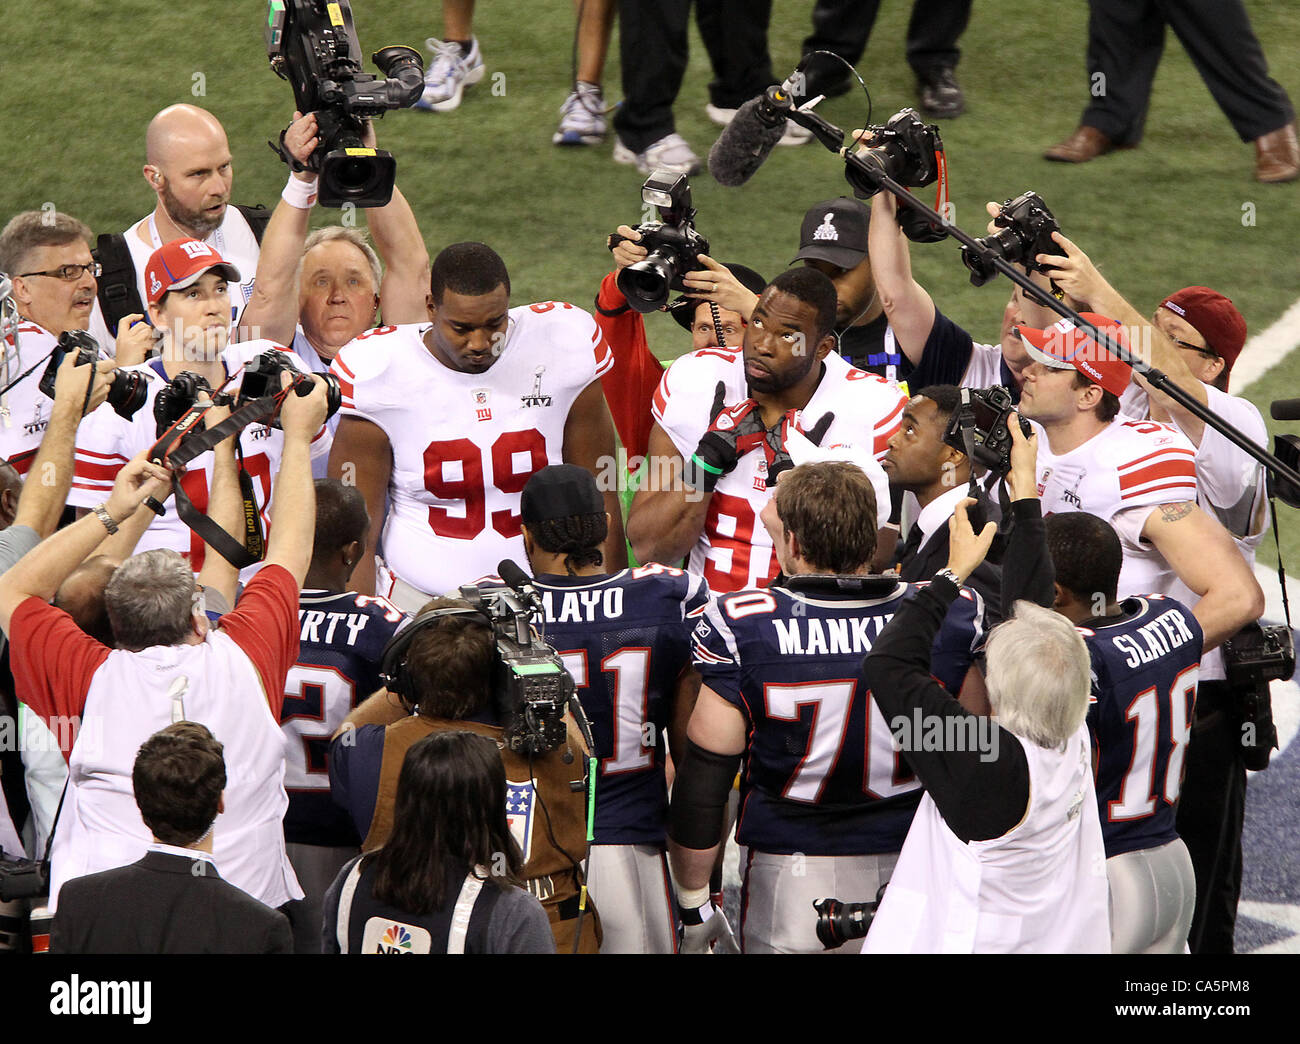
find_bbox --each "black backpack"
[93,204,271,330]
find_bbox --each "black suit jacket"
[899,493,1004,625]
[50,850,292,955]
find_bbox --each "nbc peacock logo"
[378,924,413,954]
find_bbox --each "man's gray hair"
[104,549,199,651]
[0,211,93,281]
[984,600,1091,749]
[300,226,383,290]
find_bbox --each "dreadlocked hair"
[531,513,607,575]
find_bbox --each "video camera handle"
[787,117,1300,494]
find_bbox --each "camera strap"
[149,392,285,569]
[1268,493,1292,630]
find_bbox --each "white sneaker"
[705,102,813,146]
[612,133,701,175]
[553,83,607,146]
[414,37,486,112]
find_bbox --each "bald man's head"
[0,460,22,530]
[143,105,233,239]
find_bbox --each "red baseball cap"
[144,238,241,306]
[1158,286,1247,385]
[1018,312,1133,397]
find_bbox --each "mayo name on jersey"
[283,590,408,847]
[1078,594,1202,858]
[331,304,613,596]
[691,579,983,855]
[0,322,58,473]
[652,349,906,593]
[1033,418,1198,598]
[528,563,708,846]
[70,338,324,574]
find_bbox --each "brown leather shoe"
[1044,126,1130,163]
[1255,122,1300,183]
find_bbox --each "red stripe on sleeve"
[1119,458,1197,492]
[218,565,301,720]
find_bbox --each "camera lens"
[109,371,149,421]
[319,149,397,208]
[617,253,679,313]
[960,228,1026,287]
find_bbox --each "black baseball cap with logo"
[791,197,870,270]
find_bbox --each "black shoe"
[918,67,964,120]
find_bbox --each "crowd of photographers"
[0,4,1291,957]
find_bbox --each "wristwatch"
[93,504,119,535]
[934,568,961,586]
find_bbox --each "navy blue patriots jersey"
[282,589,409,846]
[691,578,984,856]
[512,565,709,845]
[1079,595,1202,858]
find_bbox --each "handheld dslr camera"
[813,894,881,950]
[961,191,1066,287]
[942,385,1032,476]
[614,171,711,314]
[237,350,342,426]
[266,0,424,207]
[38,330,147,420]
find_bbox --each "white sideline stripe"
[1237,296,1300,391]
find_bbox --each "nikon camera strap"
[150,397,280,569]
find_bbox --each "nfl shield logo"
[506,779,536,860]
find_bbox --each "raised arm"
[326,416,392,596]
[625,420,706,566]
[562,379,628,571]
[868,191,937,364]
[194,400,242,609]
[265,373,329,585]
[236,112,320,346]
[12,353,114,538]
[1141,502,1265,651]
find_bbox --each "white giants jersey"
[331,304,614,596]
[864,724,1109,953]
[652,349,905,593]
[0,321,60,475]
[1033,418,1198,599]
[70,339,328,575]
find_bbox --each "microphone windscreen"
[1271,399,1300,421]
[707,95,788,188]
[498,559,532,590]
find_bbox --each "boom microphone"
[498,558,543,612]
[1271,399,1300,421]
[708,86,794,187]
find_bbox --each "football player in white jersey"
[1016,311,1263,651]
[0,211,145,473]
[69,238,327,576]
[327,241,626,608]
[627,266,904,594]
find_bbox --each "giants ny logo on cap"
[813,214,838,241]
[178,240,216,261]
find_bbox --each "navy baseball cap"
[791,198,869,270]
[521,465,604,525]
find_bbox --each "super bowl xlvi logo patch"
[361,918,432,954]
[813,213,838,241]
[520,366,552,408]
[506,779,536,860]
[472,387,492,422]
[149,272,162,297]
[247,424,273,442]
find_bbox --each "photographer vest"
[363,714,599,952]
[333,857,503,954]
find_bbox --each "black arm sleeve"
[905,308,977,389]
[864,577,1029,843]
[1000,499,1055,618]
[667,739,742,851]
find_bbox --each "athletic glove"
[765,409,836,487]
[684,381,769,493]
[678,899,741,954]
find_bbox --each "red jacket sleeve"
[219,564,300,720]
[8,599,111,758]
[595,271,665,461]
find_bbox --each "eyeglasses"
[18,262,102,281]
[1151,312,1218,360]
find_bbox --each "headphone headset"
[379,605,499,711]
